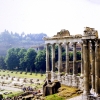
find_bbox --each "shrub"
[20,71,22,74]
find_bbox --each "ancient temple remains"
[43,27,100,98]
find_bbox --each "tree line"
[0,46,81,72]
[0,30,47,56]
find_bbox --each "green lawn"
[45,94,65,100]
[0,70,46,80]
[3,91,24,99]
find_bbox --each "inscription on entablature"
[53,29,70,37]
[83,27,98,38]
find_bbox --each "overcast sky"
[0,0,100,36]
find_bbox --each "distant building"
[31,44,45,52]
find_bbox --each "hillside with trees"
[0,30,47,56]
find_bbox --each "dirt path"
[0,86,22,92]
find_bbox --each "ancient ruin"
[44,27,100,99]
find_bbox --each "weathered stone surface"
[83,27,98,38]
[44,27,100,98]
[53,29,70,37]
[43,80,61,96]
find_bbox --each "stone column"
[58,43,62,81]
[94,40,99,96]
[65,42,69,75]
[46,43,51,81]
[90,41,95,94]
[73,42,77,76]
[51,44,55,80]
[80,42,84,77]
[83,40,90,95]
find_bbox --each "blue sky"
[0,0,100,36]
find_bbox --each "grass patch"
[3,91,24,99]
[0,70,45,80]
[58,85,82,99]
[45,85,82,100]
[45,94,65,100]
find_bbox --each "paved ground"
[0,86,22,92]
[67,94,83,100]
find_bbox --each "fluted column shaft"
[51,44,55,72]
[46,44,50,72]
[83,40,90,95]
[65,42,69,75]
[81,43,84,76]
[58,43,62,74]
[90,41,95,91]
[73,42,76,75]
[95,40,99,95]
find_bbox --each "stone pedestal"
[65,75,69,85]
[68,75,72,86]
[57,73,62,82]
[72,75,78,87]
[79,76,84,90]
[51,71,57,81]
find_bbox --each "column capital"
[83,40,88,46]
[80,42,83,45]
[64,42,69,45]
[45,43,50,46]
[57,43,62,45]
[51,43,56,46]
[73,42,77,44]
[95,40,99,47]
[72,42,77,47]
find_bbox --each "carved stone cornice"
[83,27,98,38]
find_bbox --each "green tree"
[0,56,6,69]
[76,51,81,60]
[35,49,46,72]
[5,48,20,70]
[18,48,27,71]
[69,52,73,61]
[24,48,37,72]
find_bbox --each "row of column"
[46,42,84,78]
[83,40,100,96]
